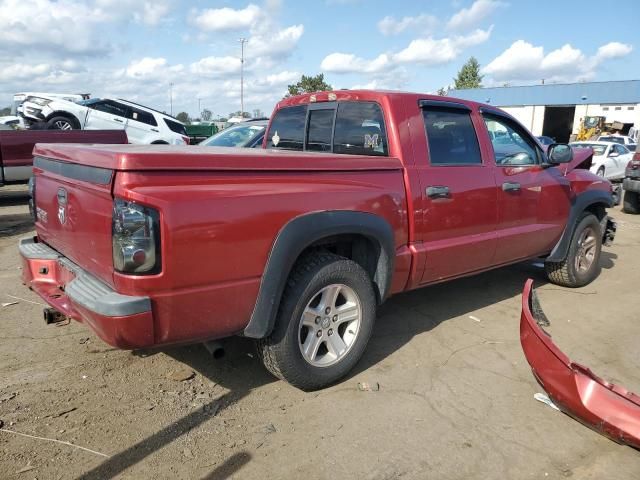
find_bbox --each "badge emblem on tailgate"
[57,187,67,225]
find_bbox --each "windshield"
[570,143,607,156]
[201,124,265,147]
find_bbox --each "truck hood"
[561,147,593,175]
[33,144,403,172]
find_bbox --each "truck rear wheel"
[545,212,602,288]
[623,190,640,214]
[257,252,376,391]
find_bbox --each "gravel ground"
[1,183,639,479]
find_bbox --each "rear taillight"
[112,199,161,274]
[181,135,190,145]
[28,176,36,221]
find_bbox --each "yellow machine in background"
[576,116,606,141]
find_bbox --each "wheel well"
[46,112,80,129]
[151,140,168,144]
[298,233,387,303]
[584,202,607,222]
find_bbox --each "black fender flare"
[243,210,395,339]
[546,189,613,263]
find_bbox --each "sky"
[0,0,636,119]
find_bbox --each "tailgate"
[33,156,115,287]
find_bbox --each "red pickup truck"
[0,130,128,186]
[19,91,615,390]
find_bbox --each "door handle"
[426,185,451,199]
[151,128,159,132]
[502,182,521,192]
[113,118,124,123]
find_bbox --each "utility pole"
[239,38,247,118]
[198,98,202,118]
[169,82,174,116]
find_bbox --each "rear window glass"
[333,102,388,156]
[306,109,334,152]
[267,105,307,150]
[599,136,624,144]
[423,108,482,165]
[164,119,187,135]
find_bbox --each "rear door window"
[90,100,129,118]
[267,105,307,150]
[423,108,482,165]
[333,102,388,156]
[164,119,187,135]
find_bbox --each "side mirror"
[608,151,619,158]
[547,143,572,164]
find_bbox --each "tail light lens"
[181,135,190,145]
[112,199,161,274]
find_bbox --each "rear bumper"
[520,280,640,448]
[19,237,154,348]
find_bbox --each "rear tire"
[623,190,640,214]
[46,116,75,130]
[257,252,376,391]
[545,212,602,288]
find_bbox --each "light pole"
[239,37,247,118]
[169,82,174,116]
[198,98,202,119]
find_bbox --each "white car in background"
[20,97,188,145]
[597,135,637,152]
[570,141,633,180]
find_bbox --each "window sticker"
[272,131,280,147]
[364,133,379,149]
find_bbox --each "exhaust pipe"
[43,307,67,325]
[203,340,225,359]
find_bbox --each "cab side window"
[483,114,540,166]
[333,102,388,156]
[423,108,482,165]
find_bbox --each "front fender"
[546,189,613,263]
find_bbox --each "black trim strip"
[34,156,112,185]
[419,99,472,111]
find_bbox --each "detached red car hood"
[520,279,640,448]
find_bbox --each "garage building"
[449,80,640,143]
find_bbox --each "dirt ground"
[1,183,639,479]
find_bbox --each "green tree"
[0,106,11,116]
[437,87,448,96]
[286,73,332,97]
[201,109,212,121]
[453,57,483,89]
[176,112,191,124]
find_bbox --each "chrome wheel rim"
[575,227,597,273]
[298,284,361,367]
[54,120,72,130]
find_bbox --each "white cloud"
[190,56,241,77]
[0,0,173,56]
[483,40,634,83]
[447,0,504,31]
[595,42,633,61]
[122,57,184,79]
[191,4,262,32]
[322,28,492,74]
[321,53,391,74]
[247,25,304,58]
[377,14,438,36]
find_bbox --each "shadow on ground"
[0,188,32,237]
[74,254,618,479]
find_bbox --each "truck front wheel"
[623,190,640,214]
[257,252,376,391]
[545,212,602,288]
